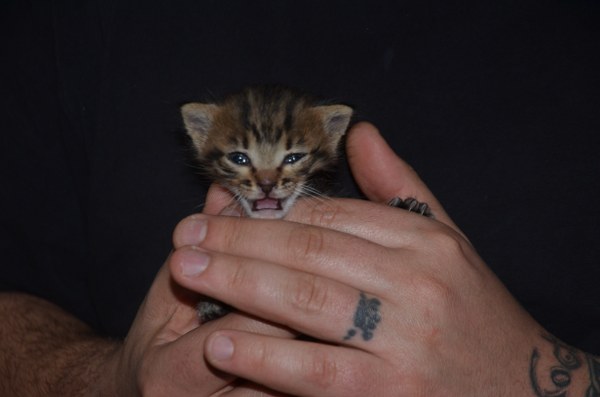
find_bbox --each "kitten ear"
[313,104,353,150]
[181,103,220,150]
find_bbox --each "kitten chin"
[181,85,353,219]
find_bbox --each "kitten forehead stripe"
[250,123,261,141]
[227,136,238,147]
[274,127,284,143]
[206,148,224,163]
[284,99,295,131]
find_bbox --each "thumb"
[128,259,200,348]
[202,183,242,216]
[346,122,460,232]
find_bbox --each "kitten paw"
[197,299,231,323]
[387,197,433,218]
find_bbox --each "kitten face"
[182,86,353,219]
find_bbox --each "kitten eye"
[283,153,306,165]
[227,152,251,166]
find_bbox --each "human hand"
[168,122,561,396]
[110,185,296,397]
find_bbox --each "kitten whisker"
[229,190,245,207]
[194,185,240,213]
[299,184,328,199]
[295,184,334,208]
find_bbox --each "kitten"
[181,85,353,220]
[181,86,432,322]
[181,86,352,322]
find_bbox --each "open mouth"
[241,193,298,219]
[252,197,283,211]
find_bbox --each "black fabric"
[1,0,599,353]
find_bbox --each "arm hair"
[0,293,121,396]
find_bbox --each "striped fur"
[182,86,353,218]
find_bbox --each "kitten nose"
[259,181,275,194]
[256,170,278,195]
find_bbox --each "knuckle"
[412,272,454,305]
[288,273,329,315]
[213,217,245,251]
[250,338,273,371]
[308,199,343,229]
[224,257,250,291]
[287,225,326,263]
[302,351,392,396]
[428,228,465,257]
[302,348,340,390]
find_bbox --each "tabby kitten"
[181,86,431,322]
[181,86,353,219]
[182,86,352,322]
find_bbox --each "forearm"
[0,293,121,397]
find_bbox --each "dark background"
[2,0,600,353]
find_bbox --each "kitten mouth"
[252,197,283,211]
[242,193,298,219]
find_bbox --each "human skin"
[1,123,595,396]
[169,123,599,396]
[0,209,293,396]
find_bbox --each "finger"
[286,196,447,248]
[346,122,460,232]
[144,250,296,395]
[177,195,437,251]
[170,246,387,347]
[173,184,242,249]
[130,260,226,395]
[179,214,400,289]
[146,306,296,395]
[219,384,290,397]
[132,260,199,339]
[204,331,389,397]
[203,183,242,216]
[173,215,209,248]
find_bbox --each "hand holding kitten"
[170,123,592,396]
[107,183,296,396]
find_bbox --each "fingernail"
[183,215,208,245]
[180,248,209,277]
[209,335,234,361]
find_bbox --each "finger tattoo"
[344,292,382,342]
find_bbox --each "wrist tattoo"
[343,292,381,342]
[530,333,600,397]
